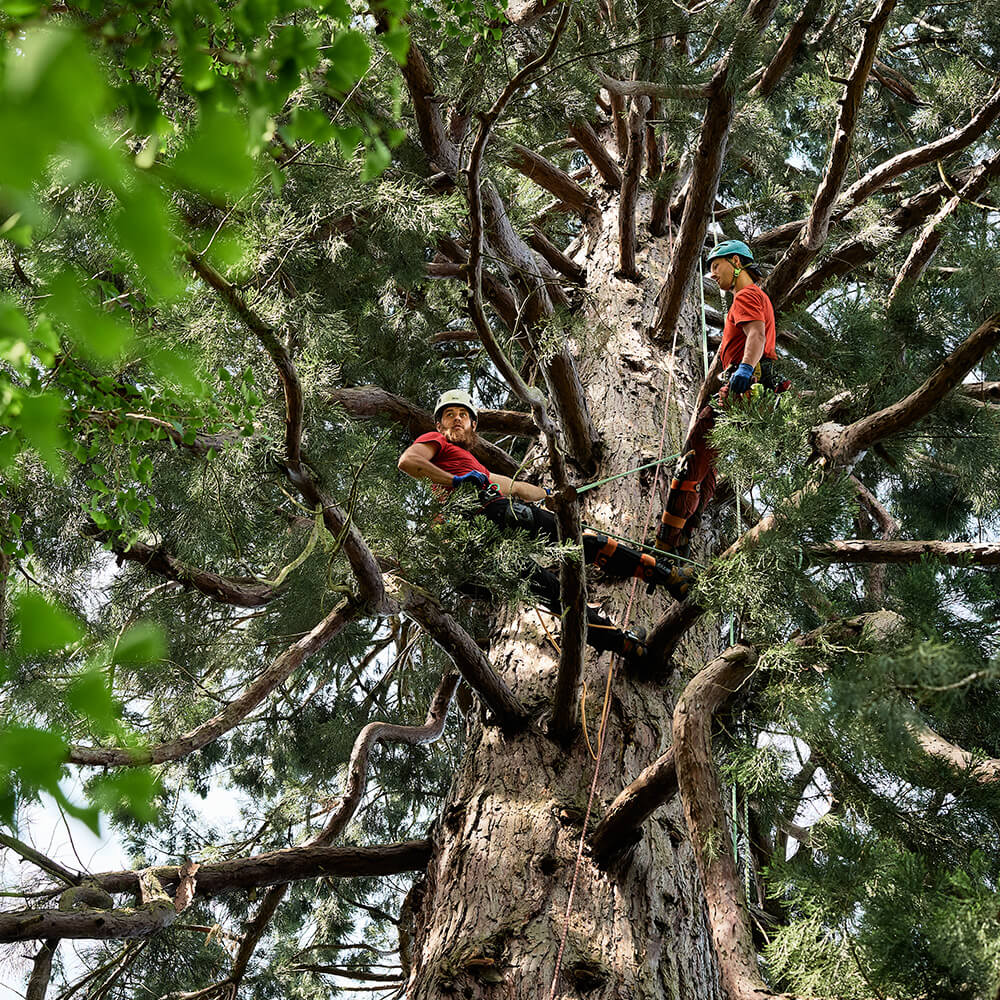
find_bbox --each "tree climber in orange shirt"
[655,240,789,556]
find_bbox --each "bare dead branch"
[961,380,1000,403]
[595,71,710,102]
[0,897,178,944]
[506,144,598,220]
[812,308,1000,465]
[618,96,649,280]
[83,409,234,458]
[764,0,899,309]
[84,528,281,608]
[0,832,79,887]
[568,120,622,188]
[68,599,358,766]
[889,148,1000,302]
[402,592,530,733]
[750,0,822,98]
[811,538,1000,567]
[649,0,781,340]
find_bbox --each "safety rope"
[548,214,682,999]
[574,453,680,496]
[582,522,705,568]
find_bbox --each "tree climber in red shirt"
[655,240,789,556]
[398,390,695,665]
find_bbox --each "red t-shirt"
[719,284,777,368]
[414,431,491,496]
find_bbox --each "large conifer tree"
[2,0,1000,997]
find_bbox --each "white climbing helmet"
[433,389,478,422]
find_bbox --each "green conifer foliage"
[2,0,1000,996]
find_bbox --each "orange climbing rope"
[548,223,682,999]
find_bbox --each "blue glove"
[728,362,755,395]
[452,470,490,489]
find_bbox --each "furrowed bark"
[617,96,649,281]
[889,148,1000,302]
[68,599,357,766]
[402,592,530,734]
[811,538,1000,567]
[650,0,780,340]
[569,119,623,188]
[764,0,898,309]
[813,308,1000,465]
[85,529,281,608]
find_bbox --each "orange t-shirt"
[720,284,776,368]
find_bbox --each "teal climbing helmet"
[706,239,754,264]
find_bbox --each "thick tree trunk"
[406,196,722,999]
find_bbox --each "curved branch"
[595,71,710,102]
[764,0,898,309]
[402,592,529,733]
[86,528,281,608]
[909,723,1000,785]
[813,308,1000,465]
[673,644,762,998]
[186,252,387,608]
[68,600,357,766]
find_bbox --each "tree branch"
[402,592,530,733]
[764,0,898,309]
[85,527,282,608]
[590,746,677,865]
[527,224,586,284]
[649,0,780,340]
[908,723,1000,785]
[506,144,599,220]
[811,538,1000,567]
[568,120,622,188]
[595,71,710,102]
[812,308,1000,465]
[68,599,358,766]
[889,148,1000,302]
[186,251,387,609]
[26,940,56,1000]
[617,96,649,280]
[749,0,822,98]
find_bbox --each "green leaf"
[112,183,181,301]
[172,109,257,198]
[19,390,67,475]
[14,592,83,654]
[382,24,410,65]
[361,137,391,181]
[320,0,352,20]
[46,270,133,362]
[331,124,363,159]
[66,669,120,732]
[89,769,160,823]
[0,726,67,792]
[325,30,371,91]
[114,623,166,665]
[181,48,216,92]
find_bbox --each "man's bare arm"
[740,320,766,367]
[488,474,547,502]
[398,443,456,486]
